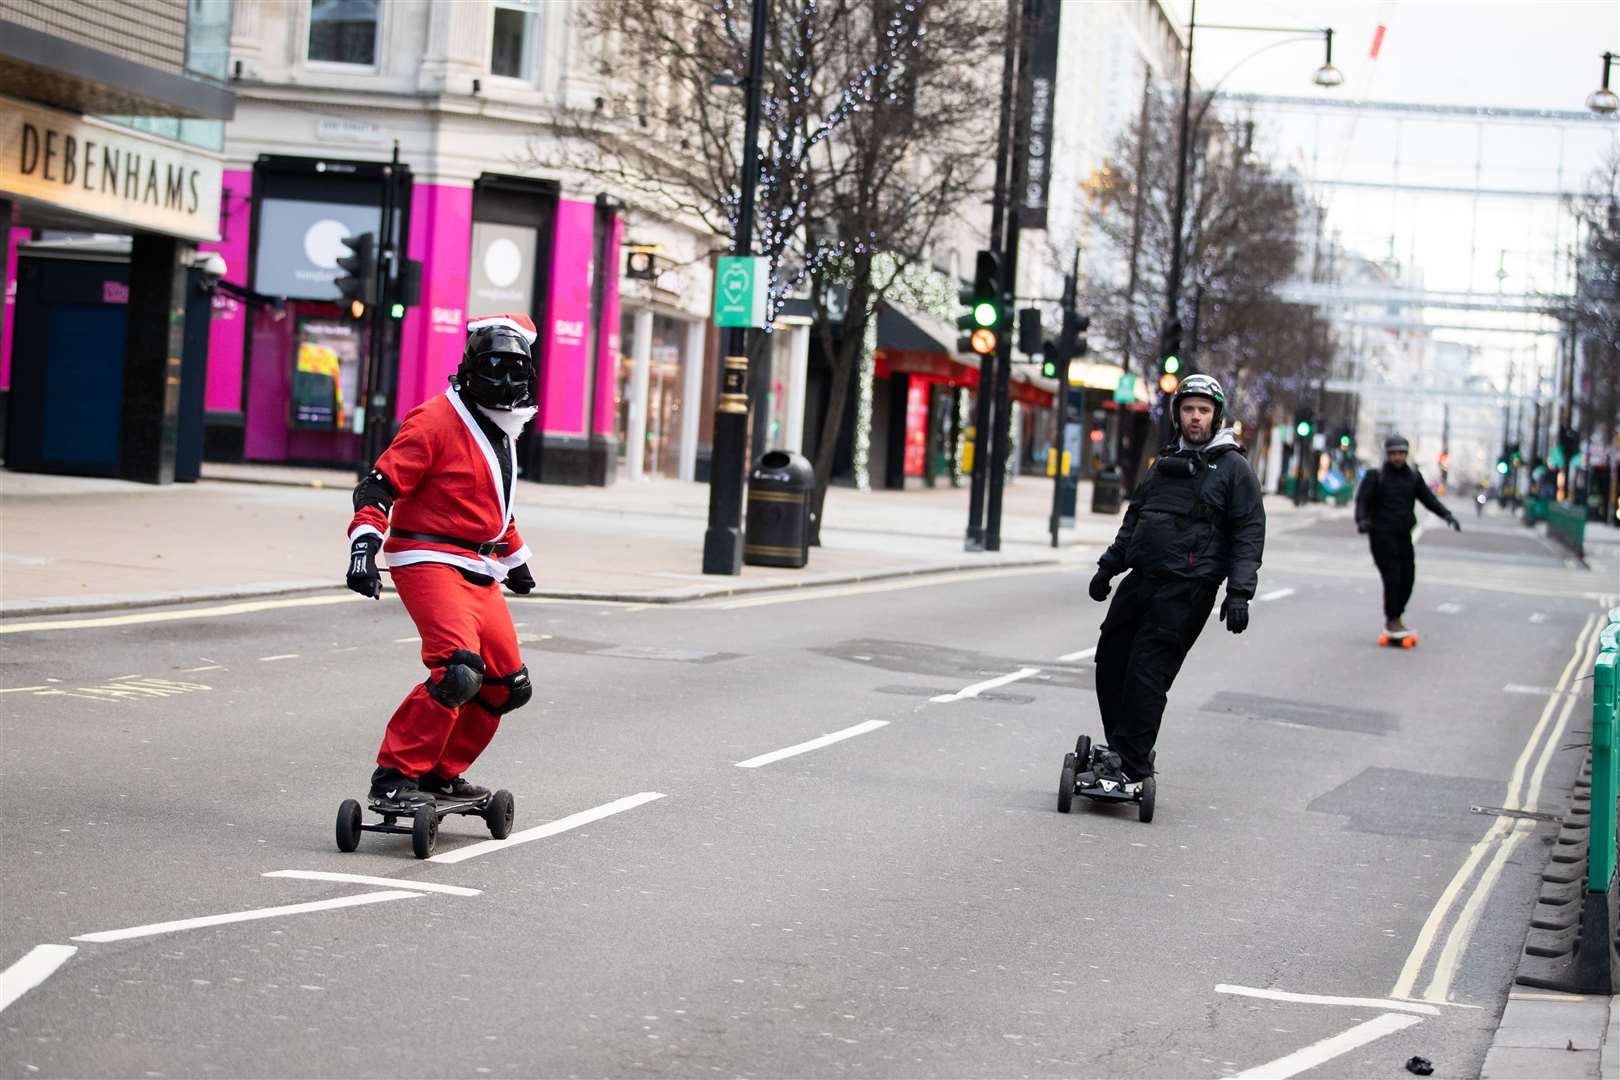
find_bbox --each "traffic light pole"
[984,0,1037,553]
[1048,266,1079,549]
[358,145,400,477]
[966,0,1020,551]
[702,0,767,576]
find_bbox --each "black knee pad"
[426,649,485,708]
[476,665,532,715]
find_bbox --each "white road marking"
[1234,1013,1422,1079]
[428,792,666,865]
[709,565,1064,609]
[1392,613,1602,1002]
[182,665,224,673]
[1503,684,1560,697]
[394,636,420,644]
[0,594,361,635]
[930,668,1042,704]
[733,721,890,769]
[1057,647,1096,662]
[0,685,48,694]
[1437,602,1463,614]
[262,870,481,897]
[1257,588,1296,602]
[1213,984,1440,1016]
[257,654,299,662]
[70,890,421,944]
[0,944,77,1015]
[1530,612,1547,623]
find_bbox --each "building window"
[491,1,541,80]
[309,0,378,65]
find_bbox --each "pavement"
[2,467,1619,1076]
[0,462,1138,616]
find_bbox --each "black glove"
[1446,516,1461,533]
[1357,520,1371,535]
[345,534,382,598]
[505,562,536,595]
[1088,570,1113,603]
[1220,595,1249,634]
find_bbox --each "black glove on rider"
[505,562,536,595]
[346,534,382,598]
[1220,595,1249,634]
[1357,520,1371,535]
[1446,516,1461,532]
[1088,570,1113,603]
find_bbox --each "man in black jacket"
[1354,433,1460,637]
[1085,374,1266,790]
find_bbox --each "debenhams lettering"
[17,121,203,216]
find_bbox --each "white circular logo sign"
[484,238,524,288]
[303,219,353,270]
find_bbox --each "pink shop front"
[201,156,622,484]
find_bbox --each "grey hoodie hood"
[1179,427,1239,453]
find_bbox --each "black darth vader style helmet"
[458,315,538,411]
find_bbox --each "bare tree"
[541,0,998,538]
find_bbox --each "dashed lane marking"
[0,944,77,1016]
[1056,646,1096,662]
[1214,985,1441,1016]
[1437,602,1464,614]
[428,792,666,865]
[0,685,48,694]
[257,654,299,662]
[930,667,1042,704]
[70,890,421,944]
[1234,1013,1423,1079]
[733,722,890,770]
[706,565,1067,610]
[1257,588,1296,602]
[262,870,481,897]
[0,594,362,635]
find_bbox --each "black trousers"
[1093,571,1219,779]
[1368,529,1415,620]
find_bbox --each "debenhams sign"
[1,96,222,243]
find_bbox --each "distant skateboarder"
[344,314,540,810]
[1354,433,1460,640]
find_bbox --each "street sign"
[1114,373,1137,404]
[713,255,768,328]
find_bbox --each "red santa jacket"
[346,388,530,581]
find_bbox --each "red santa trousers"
[377,563,524,779]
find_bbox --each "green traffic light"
[1497,461,1510,474]
[1162,355,1181,375]
[1338,435,1351,448]
[1295,421,1312,437]
[972,301,999,328]
[1041,360,1057,379]
[390,303,406,319]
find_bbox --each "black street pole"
[359,143,400,477]
[703,0,768,576]
[1049,257,1079,549]
[966,0,1019,551]
[1158,0,1196,445]
[985,0,1036,553]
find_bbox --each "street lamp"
[702,0,769,576]
[1158,0,1340,436]
[1587,51,1618,114]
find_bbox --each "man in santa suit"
[344,314,540,809]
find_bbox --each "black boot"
[369,767,435,809]
[418,773,489,800]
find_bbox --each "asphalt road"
[1,504,1615,1078]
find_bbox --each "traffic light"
[1040,342,1059,380]
[957,250,1003,357]
[1338,432,1352,449]
[335,231,376,319]
[1018,308,1042,356]
[1294,411,1314,439]
[1156,320,1183,393]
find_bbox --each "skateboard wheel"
[484,789,515,840]
[1058,755,1076,814]
[1403,637,1417,649]
[1138,777,1156,824]
[411,805,438,859]
[1378,635,1389,646]
[336,799,362,853]
[1075,735,1092,766]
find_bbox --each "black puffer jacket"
[1097,431,1267,599]
[1355,463,1452,533]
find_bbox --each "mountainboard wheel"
[1377,634,1390,647]
[1058,754,1076,814]
[1402,636,1418,649]
[1075,735,1093,767]
[1138,777,1156,823]
[484,789,515,839]
[335,799,362,853]
[411,805,438,859]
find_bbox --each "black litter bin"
[1091,466,1123,515]
[744,450,815,568]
